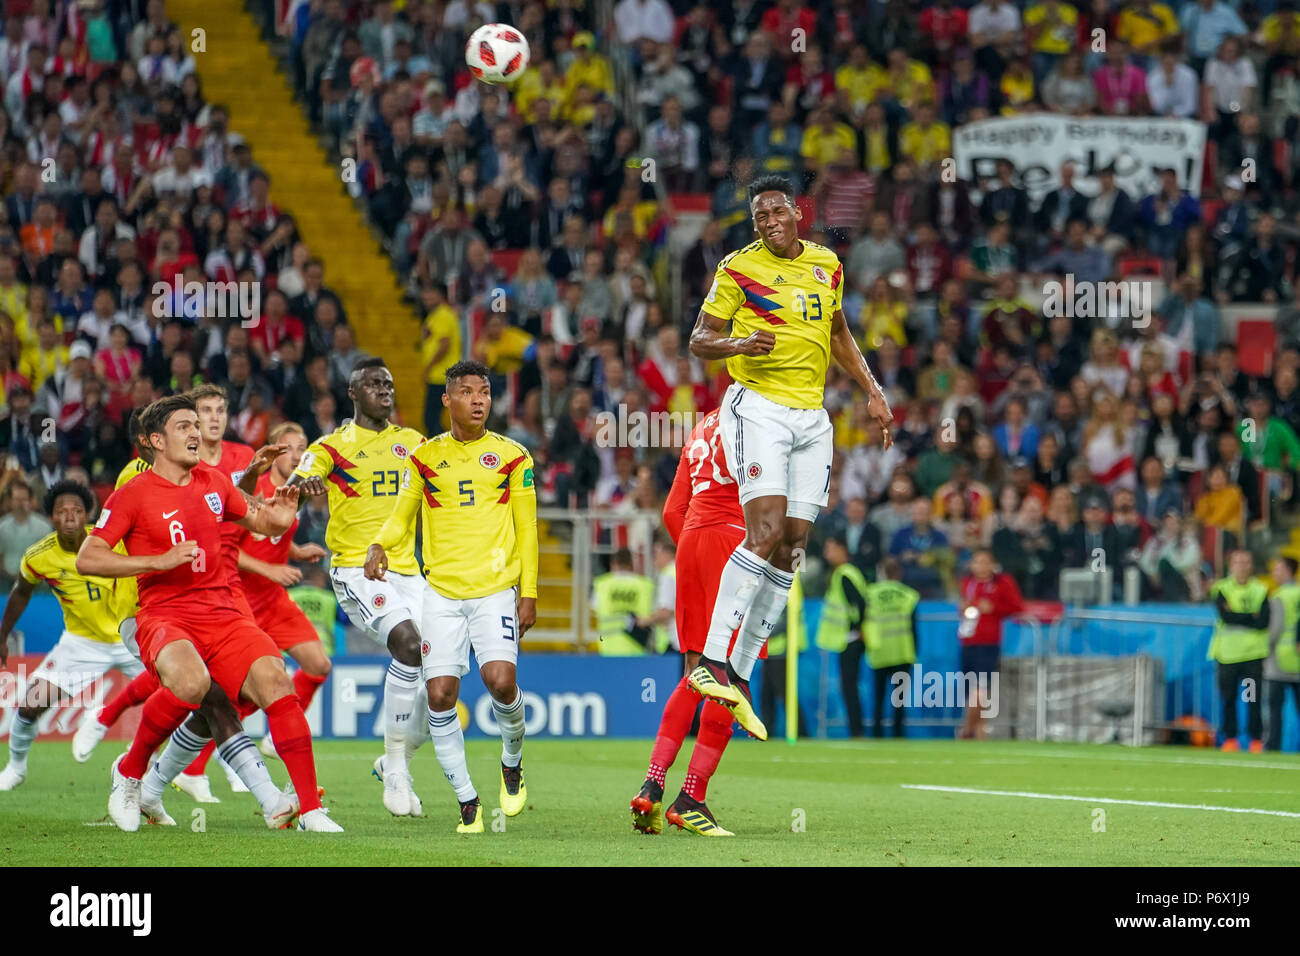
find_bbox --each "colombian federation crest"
[391,443,410,460]
[812,266,829,284]
[480,452,501,469]
[205,492,223,516]
[373,594,387,609]
[747,463,762,480]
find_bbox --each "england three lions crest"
[205,492,224,517]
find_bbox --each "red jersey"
[238,471,299,615]
[662,410,745,542]
[957,573,1024,647]
[199,440,255,592]
[93,466,250,616]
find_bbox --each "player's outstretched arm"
[688,309,775,360]
[76,535,197,579]
[239,443,288,495]
[235,484,300,538]
[830,308,894,448]
[511,467,539,635]
[0,577,34,666]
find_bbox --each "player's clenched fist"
[735,330,776,356]
[296,475,327,497]
[155,540,199,570]
[364,543,389,581]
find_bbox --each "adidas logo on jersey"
[773,274,786,284]
[437,460,449,468]
[356,450,368,458]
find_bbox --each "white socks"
[7,714,36,769]
[492,689,526,768]
[384,661,421,774]
[428,707,476,802]
[142,723,207,803]
[215,734,281,814]
[406,688,430,760]
[731,565,794,680]
[702,546,769,660]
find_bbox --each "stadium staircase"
[168,0,425,421]
[173,0,578,645]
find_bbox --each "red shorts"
[136,607,281,703]
[675,523,765,658]
[251,590,320,652]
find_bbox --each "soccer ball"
[465,23,530,84]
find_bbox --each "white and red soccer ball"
[465,23,530,84]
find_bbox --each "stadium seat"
[1117,255,1163,278]
[1236,319,1276,377]
[491,249,524,280]
[669,193,710,214]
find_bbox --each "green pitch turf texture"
[3,738,1299,865]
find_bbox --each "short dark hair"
[349,356,388,389]
[747,175,796,205]
[186,383,227,407]
[44,479,95,517]
[1283,557,1300,576]
[140,394,196,442]
[611,547,635,569]
[445,360,492,387]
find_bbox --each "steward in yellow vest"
[592,548,655,656]
[1209,549,1270,751]
[1265,557,1300,751]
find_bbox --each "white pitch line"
[901,784,1300,818]
[826,741,1300,772]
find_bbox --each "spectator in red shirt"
[919,0,970,70]
[248,289,305,365]
[760,0,818,60]
[957,547,1024,739]
[905,223,953,300]
[811,146,876,246]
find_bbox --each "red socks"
[183,739,216,776]
[120,687,198,779]
[646,676,702,782]
[682,701,735,801]
[98,671,159,727]
[265,696,320,813]
[292,670,328,710]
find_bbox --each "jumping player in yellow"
[366,360,538,833]
[687,174,894,726]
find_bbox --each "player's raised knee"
[169,671,211,705]
[387,622,421,667]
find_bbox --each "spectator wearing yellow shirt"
[0,256,28,345]
[474,311,535,380]
[873,49,935,116]
[515,59,569,124]
[420,280,462,435]
[602,185,660,243]
[1000,58,1037,114]
[834,44,877,114]
[1116,0,1180,67]
[800,104,858,172]
[19,318,68,392]
[899,102,952,171]
[1024,0,1079,83]
[563,32,614,101]
[1194,463,1245,542]
[1258,5,1300,103]
[859,102,897,175]
[858,275,909,349]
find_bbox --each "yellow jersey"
[110,457,152,616]
[295,421,425,573]
[386,430,538,600]
[702,238,844,410]
[1116,3,1178,51]
[1025,2,1078,54]
[422,304,462,385]
[21,530,121,643]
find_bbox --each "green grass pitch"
[4,738,1300,866]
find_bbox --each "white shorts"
[420,585,520,680]
[330,567,426,642]
[719,383,833,520]
[29,632,145,699]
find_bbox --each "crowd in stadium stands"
[2,0,1300,612]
